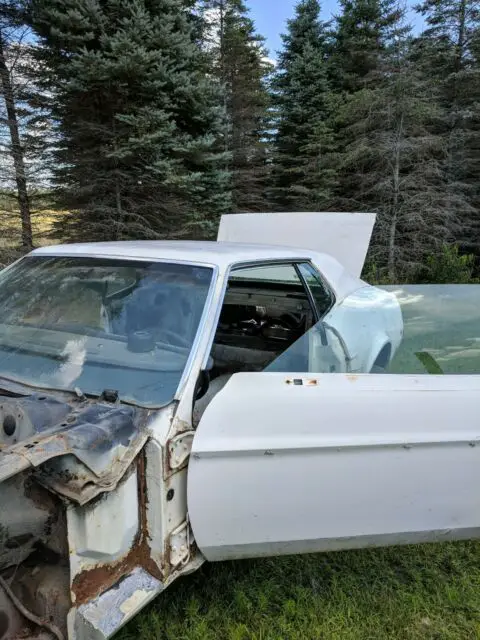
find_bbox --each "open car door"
[187,371,480,561]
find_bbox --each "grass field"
[0,198,59,265]
[117,542,480,640]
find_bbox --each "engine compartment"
[0,391,149,639]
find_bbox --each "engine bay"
[0,390,149,640]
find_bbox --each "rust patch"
[346,374,359,383]
[71,451,164,606]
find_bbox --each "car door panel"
[188,372,480,561]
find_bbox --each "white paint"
[188,372,480,561]
[119,589,151,616]
[68,469,139,583]
[29,239,370,304]
[218,212,376,277]
[323,283,403,372]
[30,240,322,268]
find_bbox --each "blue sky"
[246,0,425,60]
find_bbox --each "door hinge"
[168,519,193,568]
[167,430,195,470]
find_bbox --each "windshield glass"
[0,256,214,407]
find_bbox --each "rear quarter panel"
[324,285,403,373]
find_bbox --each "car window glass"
[211,263,316,371]
[298,262,333,318]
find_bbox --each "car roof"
[31,240,322,269]
[30,240,365,302]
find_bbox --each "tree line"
[0,0,479,281]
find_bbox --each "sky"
[246,0,426,61]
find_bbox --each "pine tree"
[415,0,480,255]
[27,0,231,241]
[333,6,463,280]
[270,0,336,211]
[0,0,33,250]
[199,0,272,212]
[329,0,404,93]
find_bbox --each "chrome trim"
[296,261,336,319]
[229,257,313,271]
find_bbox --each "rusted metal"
[0,570,67,640]
[1,395,150,504]
[167,431,194,470]
[71,450,164,607]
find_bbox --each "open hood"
[217,212,376,278]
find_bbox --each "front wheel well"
[371,343,392,372]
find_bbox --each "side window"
[194,262,345,426]
[211,263,316,376]
[297,262,333,318]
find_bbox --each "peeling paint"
[71,452,164,606]
[119,589,151,616]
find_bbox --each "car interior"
[193,262,333,425]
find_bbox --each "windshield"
[0,256,214,407]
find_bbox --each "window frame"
[295,261,336,322]
[202,259,338,371]
[227,259,318,322]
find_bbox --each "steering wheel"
[156,328,191,349]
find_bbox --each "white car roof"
[30,240,365,300]
[32,240,323,268]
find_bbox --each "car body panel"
[188,372,480,561]
[218,211,376,278]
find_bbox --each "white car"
[1,214,478,640]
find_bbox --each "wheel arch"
[368,340,392,373]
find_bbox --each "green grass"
[118,542,480,639]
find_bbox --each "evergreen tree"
[199,0,272,212]
[339,46,455,280]
[270,0,336,211]
[332,5,465,280]
[329,0,404,93]
[0,0,33,250]
[27,0,231,241]
[415,0,480,255]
